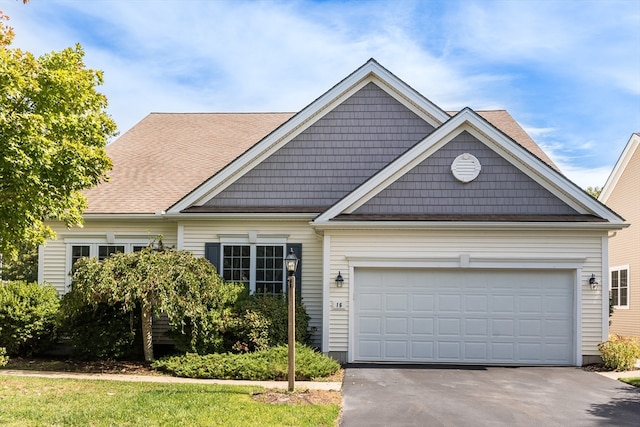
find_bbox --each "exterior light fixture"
[284,248,299,392]
[285,249,299,275]
[335,271,344,287]
[589,274,599,290]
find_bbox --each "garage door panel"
[412,317,434,335]
[438,342,461,359]
[386,317,408,334]
[412,294,434,311]
[386,294,408,311]
[465,295,488,312]
[359,340,381,359]
[438,295,462,312]
[438,318,461,335]
[359,317,382,334]
[492,295,515,313]
[465,318,488,337]
[465,342,488,360]
[411,341,434,358]
[492,319,515,337]
[385,341,408,358]
[360,293,382,311]
[354,268,574,365]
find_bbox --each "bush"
[152,343,340,380]
[57,289,143,360]
[0,347,8,367]
[598,335,640,371]
[0,281,59,356]
[230,294,312,352]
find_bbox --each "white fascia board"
[311,220,628,232]
[461,118,625,222]
[314,108,625,224]
[163,212,317,221]
[167,60,450,214]
[599,133,639,202]
[82,213,165,220]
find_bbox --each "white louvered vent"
[451,153,481,183]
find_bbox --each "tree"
[0,10,117,261]
[0,242,38,282]
[586,186,602,199]
[71,246,245,361]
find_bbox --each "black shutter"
[286,243,302,296]
[204,243,221,273]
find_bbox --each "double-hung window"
[610,266,629,308]
[222,243,285,295]
[65,240,151,290]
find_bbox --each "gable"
[315,108,626,226]
[600,132,640,205]
[192,83,435,212]
[350,130,579,218]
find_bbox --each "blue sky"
[3,0,640,189]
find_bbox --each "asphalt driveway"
[340,365,639,426]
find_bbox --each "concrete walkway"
[0,369,342,391]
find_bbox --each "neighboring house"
[40,59,626,366]
[599,133,640,339]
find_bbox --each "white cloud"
[2,0,638,179]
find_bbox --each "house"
[599,133,640,339]
[40,59,626,366]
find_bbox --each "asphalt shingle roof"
[84,110,557,214]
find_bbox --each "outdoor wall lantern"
[589,274,599,290]
[335,271,344,287]
[284,249,299,392]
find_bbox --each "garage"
[354,268,575,365]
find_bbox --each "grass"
[0,375,341,427]
[620,377,640,387]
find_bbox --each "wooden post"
[288,273,296,392]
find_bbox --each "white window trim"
[219,235,288,294]
[610,265,630,309]
[64,238,153,290]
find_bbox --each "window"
[98,245,125,261]
[66,240,152,290]
[610,266,629,308]
[221,244,285,295]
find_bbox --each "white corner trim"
[601,236,609,342]
[37,245,45,284]
[176,223,184,250]
[322,234,331,353]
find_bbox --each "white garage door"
[354,268,574,365]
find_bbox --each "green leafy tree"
[0,243,38,282]
[72,247,245,361]
[0,10,117,261]
[586,186,602,199]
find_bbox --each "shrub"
[0,281,59,356]
[57,289,143,360]
[230,294,312,352]
[152,343,340,380]
[0,347,8,367]
[598,335,640,371]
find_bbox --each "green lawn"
[620,377,640,387]
[0,375,340,427]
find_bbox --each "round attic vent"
[451,153,481,183]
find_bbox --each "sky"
[3,0,640,189]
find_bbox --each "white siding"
[326,228,606,359]
[42,219,178,295]
[181,218,323,347]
